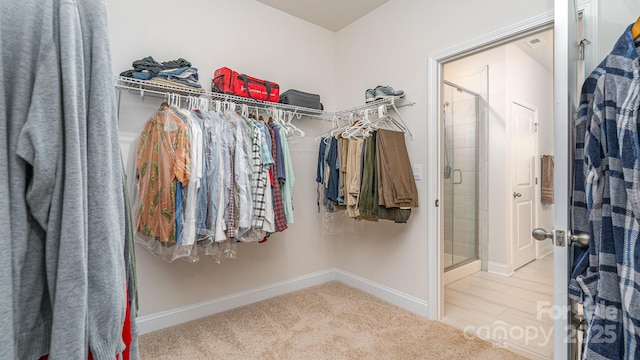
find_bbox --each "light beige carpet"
[139,281,525,359]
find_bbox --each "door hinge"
[579,39,591,61]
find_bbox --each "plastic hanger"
[342,109,372,139]
[315,113,344,143]
[324,113,353,142]
[199,97,208,110]
[369,104,406,134]
[285,110,305,140]
[282,111,294,134]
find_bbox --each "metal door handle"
[532,227,563,246]
[532,227,590,247]
[570,233,590,247]
[513,192,522,198]
[532,228,553,241]
[453,169,463,185]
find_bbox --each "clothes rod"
[113,76,415,137]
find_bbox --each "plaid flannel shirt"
[266,125,288,232]
[571,24,640,359]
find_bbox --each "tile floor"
[441,255,554,359]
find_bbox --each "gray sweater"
[0,0,127,359]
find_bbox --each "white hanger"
[278,110,287,128]
[370,104,406,133]
[284,110,305,140]
[342,109,371,139]
[200,97,208,110]
[315,113,339,142]
[282,110,293,134]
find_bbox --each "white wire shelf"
[114,76,325,116]
[114,75,415,139]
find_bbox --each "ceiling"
[256,0,390,32]
[514,29,554,72]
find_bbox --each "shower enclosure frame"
[442,80,481,272]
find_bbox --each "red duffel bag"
[212,67,280,103]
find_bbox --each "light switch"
[412,163,422,181]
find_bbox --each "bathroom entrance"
[439,27,556,358]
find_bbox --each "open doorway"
[427,2,598,359]
[439,27,555,359]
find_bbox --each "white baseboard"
[334,269,429,317]
[444,260,481,285]
[137,268,430,334]
[136,269,335,335]
[487,261,514,276]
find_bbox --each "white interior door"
[511,102,537,270]
[552,0,579,358]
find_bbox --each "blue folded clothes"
[158,67,199,80]
[157,67,201,88]
[132,71,152,80]
[166,78,202,88]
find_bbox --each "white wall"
[107,0,338,316]
[597,1,640,63]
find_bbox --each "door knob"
[570,233,590,246]
[513,192,522,198]
[531,228,589,247]
[532,228,553,241]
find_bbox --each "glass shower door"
[443,81,479,270]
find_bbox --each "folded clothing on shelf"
[146,77,204,93]
[120,56,202,89]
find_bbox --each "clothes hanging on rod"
[316,110,418,223]
[130,98,296,263]
[570,22,640,360]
